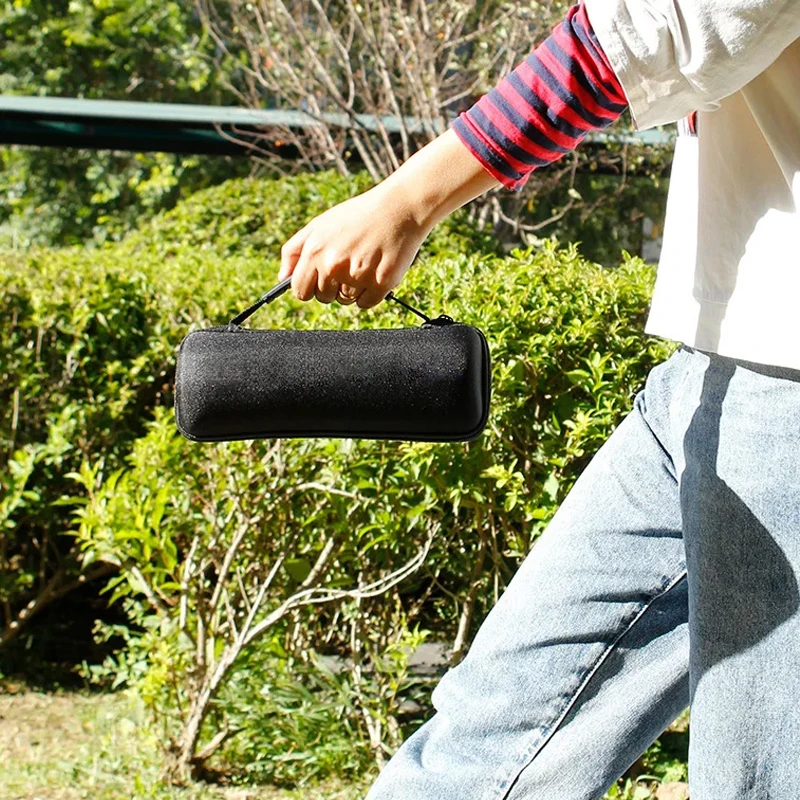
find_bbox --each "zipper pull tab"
[424,314,455,327]
[385,293,454,325]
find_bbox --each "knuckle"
[319,260,339,281]
[282,228,306,253]
[374,263,396,288]
[305,234,325,256]
[349,260,370,283]
[294,279,313,302]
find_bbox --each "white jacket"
[586,0,800,369]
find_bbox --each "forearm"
[375,2,627,236]
[379,128,500,234]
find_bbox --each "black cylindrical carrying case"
[174,280,491,443]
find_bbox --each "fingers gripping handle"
[229,278,432,326]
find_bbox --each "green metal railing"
[0,96,674,156]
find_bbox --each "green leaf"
[284,558,312,584]
[542,473,560,502]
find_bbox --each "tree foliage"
[0,0,248,246]
[0,0,671,257]
[1,0,212,99]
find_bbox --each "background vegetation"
[1,171,684,797]
[0,0,253,246]
[2,0,683,797]
[1,0,669,257]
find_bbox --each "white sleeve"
[583,0,800,129]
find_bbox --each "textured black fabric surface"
[174,323,490,442]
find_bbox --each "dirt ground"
[0,691,101,800]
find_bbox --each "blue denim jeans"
[366,346,800,800]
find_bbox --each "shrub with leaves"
[2,170,674,784]
[74,243,670,780]
[1,170,409,653]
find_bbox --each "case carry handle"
[230,277,436,326]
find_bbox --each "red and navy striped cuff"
[452,4,627,191]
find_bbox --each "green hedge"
[1,171,674,786]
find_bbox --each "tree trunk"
[172,645,238,782]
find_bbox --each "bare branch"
[294,481,367,502]
[243,528,436,647]
[208,514,260,615]
[450,516,489,666]
[130,564,170,616]
[180,535,200,632]
[0,562,116,650]
[196,0,556,188]
[194,723,242,763]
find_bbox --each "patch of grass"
[0,691,373,800]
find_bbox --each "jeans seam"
[490,568,689,800]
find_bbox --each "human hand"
[278,182,429,309]
[278,129,499,308]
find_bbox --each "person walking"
[278,1,800,797]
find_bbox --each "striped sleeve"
[451,4,628,191]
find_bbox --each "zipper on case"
[203,324,243,332]
[387,293,455,326]
[423,314,455,327]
